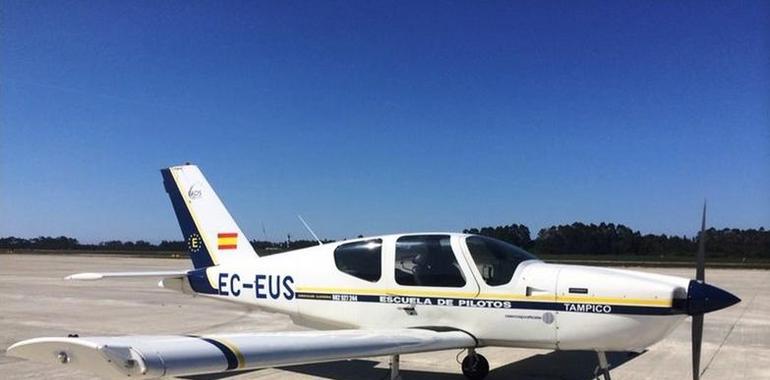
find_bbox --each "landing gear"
[389,354,401,380]
[461,349,489,380]
[596,351,611,380]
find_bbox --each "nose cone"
[687,280,741,315]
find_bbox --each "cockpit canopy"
[465,235,539,286]
[332,234,539,287]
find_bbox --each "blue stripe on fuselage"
[187,268,218,295]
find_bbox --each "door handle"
[398,305,417,316]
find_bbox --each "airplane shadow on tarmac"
[184,350,645,380]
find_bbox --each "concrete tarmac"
[1,254,768,380]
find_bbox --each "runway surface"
[1,254,768,380]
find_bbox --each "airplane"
[7,164,741,380]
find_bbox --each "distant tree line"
[464,223,770,259]
[0,236,329,255]
[2,223,768,258]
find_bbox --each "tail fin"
[161,164,258,269]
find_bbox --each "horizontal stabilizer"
[65,270,190,281]
[8,329,475,378]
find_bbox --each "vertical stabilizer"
[161,164,257,269]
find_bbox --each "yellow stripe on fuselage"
[298,286,477,298]
[555,295,671,307]
[296,286,672,307]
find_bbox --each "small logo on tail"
[188,183,203,200]
[187,233,203,252]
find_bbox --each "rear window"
[334,239,382,282]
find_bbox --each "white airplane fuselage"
[165,233,691,353]
[8,165,741,380]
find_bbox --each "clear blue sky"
[2,1,768,243]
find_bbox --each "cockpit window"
[334,239,382,282]
[395,235,466,287]
[465,236,538,286]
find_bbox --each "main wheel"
[461,352,489,380]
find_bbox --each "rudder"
[161,164,257,269]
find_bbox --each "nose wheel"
[461,349,489,380]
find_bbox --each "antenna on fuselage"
[297,215,323,246]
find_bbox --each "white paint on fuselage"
[167,233,692,352]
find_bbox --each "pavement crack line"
[700,290,756,378]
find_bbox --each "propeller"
[696,202,706,283]
[686,202,741,380]
[692,201,706,380]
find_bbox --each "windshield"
[465,235,539,286]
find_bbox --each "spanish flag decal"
[217,232,238,250]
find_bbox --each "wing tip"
[6,337,87,360]
[6,340,26,358]
[6,337,144,377]
[65,273,103,281]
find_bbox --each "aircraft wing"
[7,328,475,378]
[65,270,190,280]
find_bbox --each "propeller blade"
[693,201,707,380]
[696,201,706,282]
[692,314,703,380]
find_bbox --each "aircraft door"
[379,234,480,327]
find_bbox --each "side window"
[334,239,382,282]
[465,236,538,286]
[394,235,465,287]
